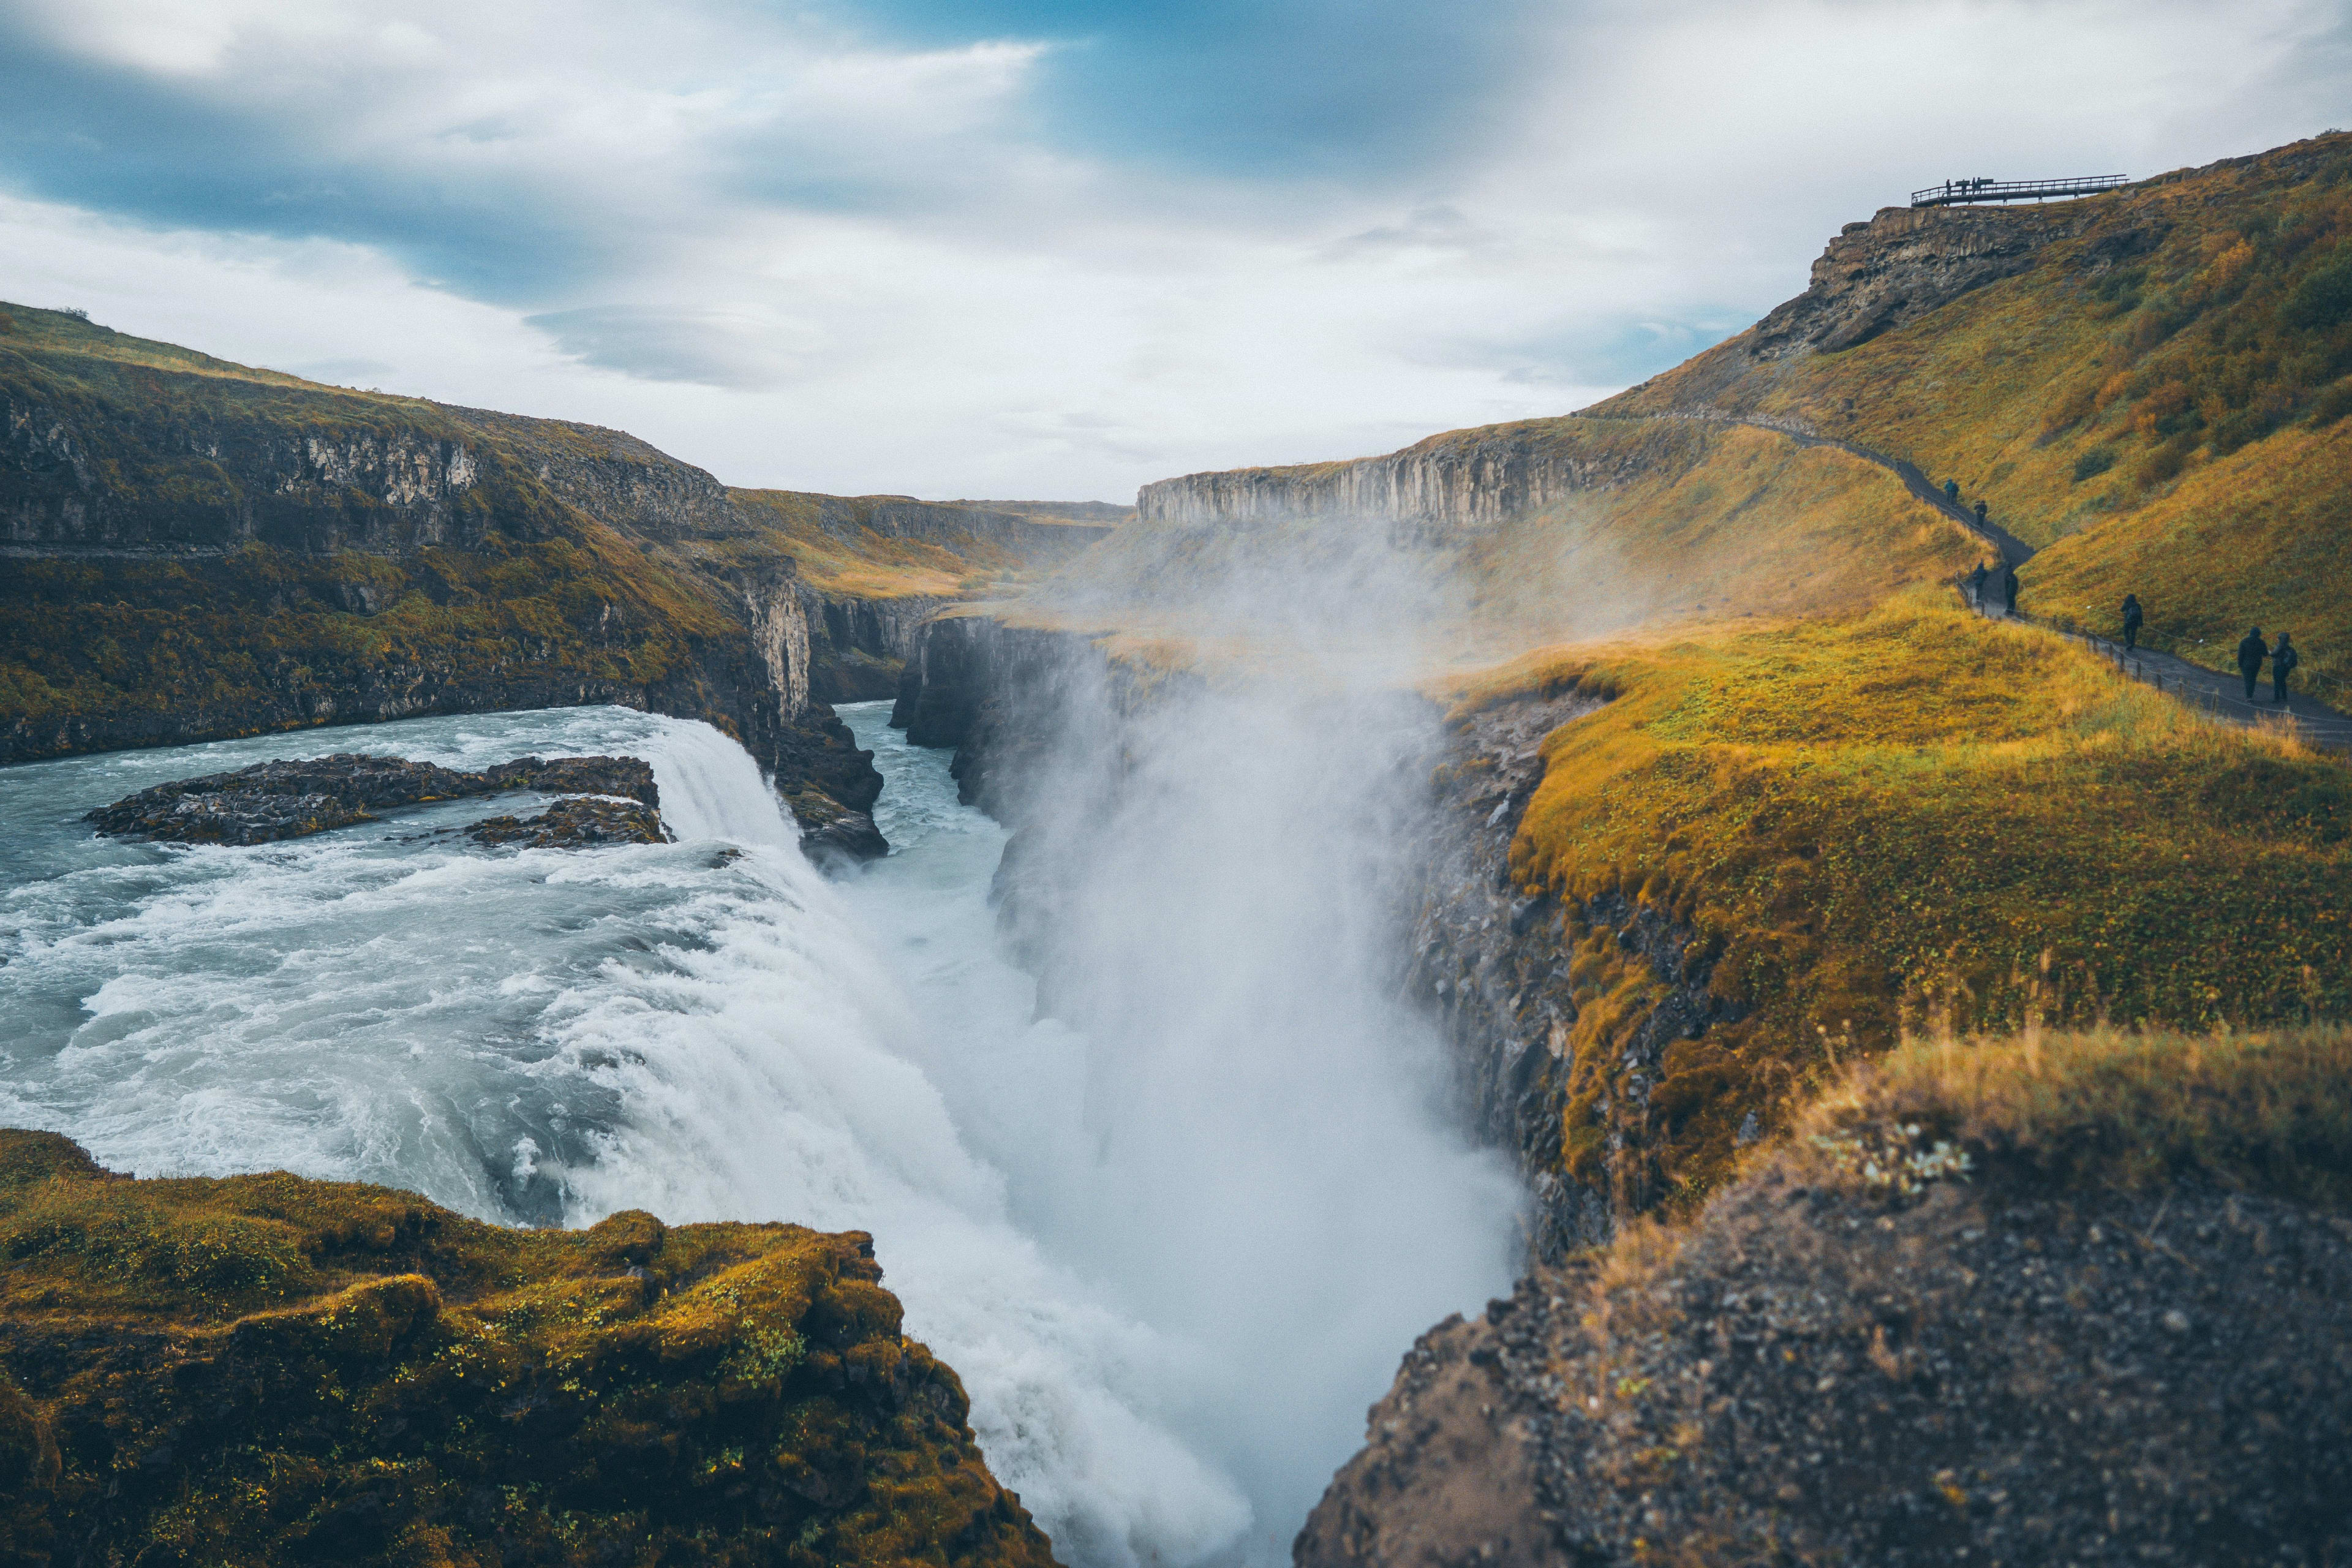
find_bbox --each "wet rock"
[465,796,666,848]
[87,752,658,845]
[797,807,889,867]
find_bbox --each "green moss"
[0,1131,1055,1567]
[1460,590,2352,1213]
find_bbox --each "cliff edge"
[0,1129,1057,1568]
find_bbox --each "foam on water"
[0,699,1515,1566]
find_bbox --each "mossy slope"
[0,1130,1054,1568]
[1450,589,2352,1215]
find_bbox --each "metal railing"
[1911,175,2130,208]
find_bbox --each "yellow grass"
[1445,588,2352,1210]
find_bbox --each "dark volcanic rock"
[466,796,666,848]
[87,753,658,845]
[797,808,889,867]
[1300,1173,2352,1568]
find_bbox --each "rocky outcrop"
[86,752,658,844]
[1300,1167,2352,1567]
[1751,201,2107,360]
[0,1128,1057,1568]
[466,795,666,848]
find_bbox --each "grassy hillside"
[1446,589,2351,1213]
[1598,132,2352,703]
[728,489,1027,600]
[1049,418,1978,657]
[0,1129,1052,1567]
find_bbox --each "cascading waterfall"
[0,694,1518,1567]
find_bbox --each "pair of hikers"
[1967,560,2018,613]
[2238,627,2301,704]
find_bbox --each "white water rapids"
[0,699,1517,1566]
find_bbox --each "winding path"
[1607,407,2352,754]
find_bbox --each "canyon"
[7,129,2352,1568]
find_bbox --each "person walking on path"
[1974,499,1990,529]
[2122,594,2144,650]
[2238,627,2269,700]
[2002,567,2019,614]
[1969,560,1989,608]
[2272,631,2300,705]
[1945,478,1961,504]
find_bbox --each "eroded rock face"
[1300,1173,2352,1567]
[86,752,659,845]
[1749,202,2107,360]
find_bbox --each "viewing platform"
[1911,175,2130,208]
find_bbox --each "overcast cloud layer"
[2,0,2348,499]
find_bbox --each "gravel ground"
[1300,1167,2352,1566]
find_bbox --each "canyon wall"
[0,304,897,846]
[1135,428,1648,533]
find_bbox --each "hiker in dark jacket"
[2238,627,2268,700]
[2002,567,2019,614]
[2272,631,2300,704]
[1968,560,1989,607]
[1945,478,1961,503]
[2122,594,2143,650]
[1975,499,1990,527]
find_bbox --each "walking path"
[1966,594,2352,753]
[1593,405,2351,753]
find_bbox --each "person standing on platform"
[2002,567,2019,614]
[2238,627,2269,701]
[1968,560,1989,608]
[2122,594,2143,650]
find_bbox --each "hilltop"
[1596,132,2352,703]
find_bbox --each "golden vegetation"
[1450,590,2352,1210]
[1798,1022,2352,1210]
[1452,420,1979,638]
[1602,132,2352,702]
[0,1130,1053,1567]
[726,491,1025,601]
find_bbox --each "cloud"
[524,306,821,390]
[835,0,1557,179]
[0,0,2346,502]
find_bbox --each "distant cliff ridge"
[1136,428,1647,532]
[794,493,1114,561]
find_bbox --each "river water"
[0,699,1515,1566]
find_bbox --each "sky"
[2,0,2348,502]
